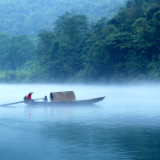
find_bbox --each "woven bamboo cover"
[50,91,76,102]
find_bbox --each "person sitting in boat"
[27,92,34,101]
[43,96,48,102]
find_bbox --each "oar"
[0,98,43,106]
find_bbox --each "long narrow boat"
[24,96,105,106]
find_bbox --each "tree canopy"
[0,33,35,70]
[33,0,160,83]
[0,0,125,36]
[1,0,160,83]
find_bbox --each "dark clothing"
[43,97,48,102]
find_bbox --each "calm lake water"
[0,84,160,160]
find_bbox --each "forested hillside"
[0,33,34,70]
[0,0,125,36]
[1,0,160,83]
[31,0,160,83]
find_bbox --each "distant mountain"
[0,0,125,36]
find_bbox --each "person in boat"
[43,96,48,102]
[27,92,34,101]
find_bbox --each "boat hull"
[24,96,105,106]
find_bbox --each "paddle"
[0,98,43,106]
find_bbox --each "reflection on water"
[0,84,160,160]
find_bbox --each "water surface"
[0,84,160,160]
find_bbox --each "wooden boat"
[24,96,105,106]
[0,90,105,107]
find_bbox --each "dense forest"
[0,0,160,83]
[0,0,125,36]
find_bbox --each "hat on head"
[29,92,34,94]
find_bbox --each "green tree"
[35,12,89,82]
[0,34,35,70]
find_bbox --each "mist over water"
[0,84,160,160]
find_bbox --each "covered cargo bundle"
[50,91,76,102]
